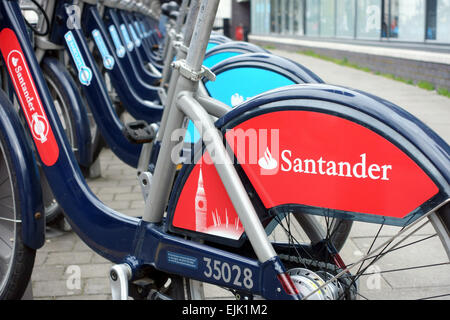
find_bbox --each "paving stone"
[56,294,111,300]
[73,240,93,252]
[84,278,112,295]
[32,280,74,298]
[31,265,65,282]
[46,251,93,266]
[97,186,133,195]
[78,264,112,279]
[114,193,144,201]
[39,238,75,253]
[91,252,111,264]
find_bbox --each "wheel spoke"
[358,262,450,276]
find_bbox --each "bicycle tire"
[163,204,450,300]
[0,125,36,300]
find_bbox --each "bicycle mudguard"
[206,35,232,53]
[0,90,45,249]
[204,53,324,106]
[203,41,268,69]
[168,84,450,246]
[41,57,92,169]
[184,53,323,145]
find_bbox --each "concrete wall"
[250,35,450,91]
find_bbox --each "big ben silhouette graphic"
[195,168,207,232]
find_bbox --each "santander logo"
[258,147,278,170]
[0,28,59,166]
[257,148,392,181]
[226,110,438,220]
[9,50,49,144]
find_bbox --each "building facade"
[251,0,450,44]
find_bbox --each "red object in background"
[0,28,59,167]
[235,25,244,41]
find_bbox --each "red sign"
[172,110,439,238]
[0,28,59,166]
[225,110,438,219]
[172,152,244,240]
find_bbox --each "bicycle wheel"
[163,204,449,300]
[0,126,35,300]
[269,204,450,300]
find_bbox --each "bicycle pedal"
[123,120,157,144]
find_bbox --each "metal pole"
[158,0,201,139]
[143,0,220,223]
[177,93,277,263]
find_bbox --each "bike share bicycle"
[0,0,323,298]
[0,0,449,300]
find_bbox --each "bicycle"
[0,0,449,300]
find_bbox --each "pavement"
[29,48,450,300]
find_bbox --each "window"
[293,0,305,35]
[426,0,437,40]
[320,0,336,37]
[283,0,291,34]
[436,0,450,42]
[270,0,278,33]
[382,0,426,41]
[390,0,399,38]
[306,0,320,36]
[277,0,282,32]
[336,0,356,38]
[251,0,270,34]
[356,0,382,39]
[398,0,426,41]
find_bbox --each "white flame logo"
[31,113,49,143]
[258,147,278,170]
[231,93,245,107]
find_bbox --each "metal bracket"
[168,29,184,42]
[138,171,153,202]
[110,264,132,300]
[171,59,216,82]
[157,87,167,106]
[173,41,189,55]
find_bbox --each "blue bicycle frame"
[116,8,164,75]
[82,3,164,116]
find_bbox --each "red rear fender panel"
[170,110,439,241]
